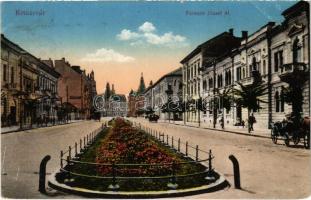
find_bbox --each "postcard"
[1,1,310,199]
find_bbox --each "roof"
[144,68,182,93]
[282,1,309,17]
[1,34,25,54]
[37,61,61,78]
[180,31,241,64]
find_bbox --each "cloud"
[116,21,188,48]
[81,48,135,63]
[138,22,156,33]
[144,32,186,45]
[116,29,140,41]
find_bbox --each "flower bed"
[57,118,218,191]
[96,118,176,176]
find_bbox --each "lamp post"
[165,85,173,123]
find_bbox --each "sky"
[1,1,297,95]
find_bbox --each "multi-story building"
[1,34,62,127]
[182,1,309,130]
[1,34,24,127]
[143,68,183,120]
[54,58,93,119]
[181,29,241,125]
[37,59,60,123]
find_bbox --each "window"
[281,88,285,112]
[203,80,207,91]
[3,64,7,81]
[293,38,302,63]
[209,78,213,89]
[275,91,280,112]
[274,51,283,72]
[217,74,223,88]
[236,67,241,81]
[263,60,266,75]
[10,67,14,83]
[252,57,257,71]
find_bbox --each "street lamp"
[165,85,173,123]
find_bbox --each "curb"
[48,171,229,198]
[1,120,84,134]
[152,121,271,140]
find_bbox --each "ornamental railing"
[58,121,216,190]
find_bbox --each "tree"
[233,82,268,133]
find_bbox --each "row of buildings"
[129,1,310,130]
[1,35,97,128]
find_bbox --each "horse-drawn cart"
[271,116,310,149]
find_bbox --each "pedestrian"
[220,116,224,129]
[248,113,256,133]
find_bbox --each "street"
[1,120,103,198]
[1,118,310,199]
[130,118,311,199]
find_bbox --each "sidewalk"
[1,120,83,134]
[138,118,271,139]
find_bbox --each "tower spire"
[137,72,146,94]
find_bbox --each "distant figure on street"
[248,113,256,133]
[220,116,224,129]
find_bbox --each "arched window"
[242,68,245,78]
[252,57,257,71]
[275,91,280,112]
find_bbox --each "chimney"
[229,28,234,36]
[242,31,248,39]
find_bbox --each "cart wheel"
[271,130,278,144]
[293,135,300,145]
[284,135,290,147]
[304,133,310,149]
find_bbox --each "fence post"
[167,161,178,189]
[196,145,199,161]
[178,138,180,152]
[166,134,169,145]
[80,139,82,151]
[38,155,51,194]
[206,149,215,181]
[60,151,63,168]
[229,155,241,189]
[172,136,174,148]
[84,136,86,148]
[108,162,120,190]
[68,146,71,160]
[87,134,89,144]
[75,142,77,157]
[186,141,188,156]
[64,155,74,183]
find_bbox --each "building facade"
[181,1,310,130]
[143,68,183,121]
[54,59,94,120]
[181,29,241,125]
[1,34,62,128]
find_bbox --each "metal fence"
[59,121,216,190]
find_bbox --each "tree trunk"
[247,108,251,133]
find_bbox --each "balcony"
[279,62,309,84]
